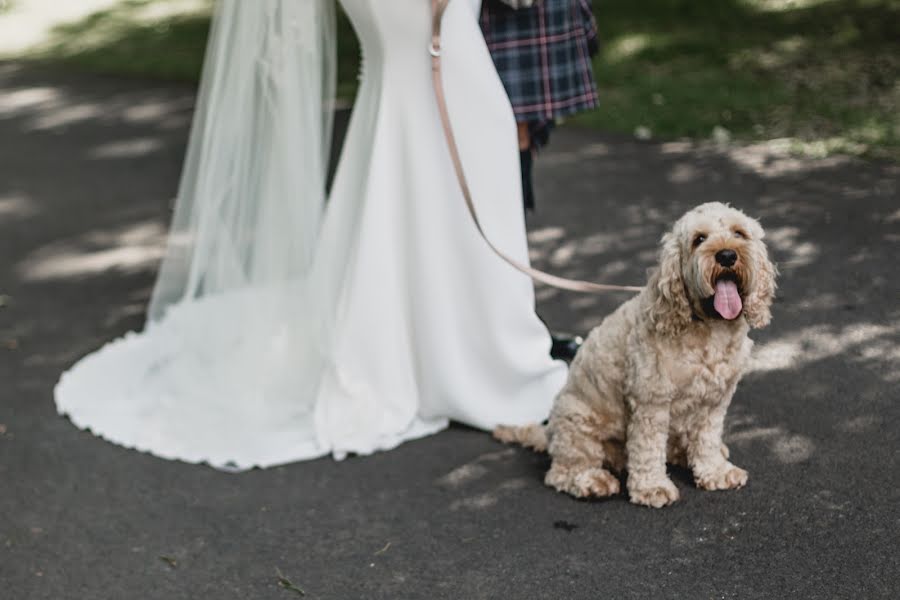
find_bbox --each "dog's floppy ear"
[648,230,692,336]
[743,228,777,329]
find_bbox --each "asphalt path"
[1,64,898,599]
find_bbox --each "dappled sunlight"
[750,321,900,381]
[121,97,195,127]
[592,134,883,190]
[449,492,499,511]
[0,71,193,135]
[539,142,644,171]
[89,137,164,159]
[745,0,831,11]
[659,141,695,155]
[547,241,577,267]
[34,94,188,133]
[667,162,701,184]
[726,139,856,176]
[448,478,532,512]
[435,448,540,512]
[527,226,566,245]
[0,0,212,62]
[730,34,811,71]
[885,209,900,224]
[763,225,819,268]
[17,0,213,82]
[0,193,38,220]
[579,142,611,157]
[726,411,815,465]
[17,221,166,282]
[836,415,881,434]
[0,85,61,116]
[36,0,207,54]
[100,300,147,329]
[527,224,649,321]
[109,0,209,23]
[529,225,658,268]
[605,33,653,64]
[436,448,517,490]
[0,0,121,56]
[770,434,816,464]
[29,102,106,130]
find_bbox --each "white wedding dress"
[55,0,567,470]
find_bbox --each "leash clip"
[429,43,441,57]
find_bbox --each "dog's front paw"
[546,465,620,499]
[696,463,748,491]
[628,478,680,508]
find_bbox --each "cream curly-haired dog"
[496,202,776,508]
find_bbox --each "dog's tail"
[493,423,548,452]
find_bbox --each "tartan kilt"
[480,0,600,123]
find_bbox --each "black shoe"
[550,333,584,362]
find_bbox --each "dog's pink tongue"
[714,279,742,320]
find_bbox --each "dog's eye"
[693,234,706,247]
[733,229,747,239]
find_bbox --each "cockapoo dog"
[496,202,776,508]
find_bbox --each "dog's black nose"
[715,249,737,267]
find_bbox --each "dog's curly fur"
[496,203,777,508]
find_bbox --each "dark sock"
[520,121,554,214]
[520,149,535,213]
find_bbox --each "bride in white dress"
[55,0,567,470]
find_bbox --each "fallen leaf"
[276,568,305,596]
[373,541,391,556]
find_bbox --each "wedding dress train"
[55,0,567,469]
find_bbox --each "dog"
[495,202,777,508]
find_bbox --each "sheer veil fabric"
[55,0,567,470]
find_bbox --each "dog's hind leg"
[544,400,621,499]
[493,423,548,452]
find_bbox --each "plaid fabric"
[480,0,600,123]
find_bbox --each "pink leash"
[430,0,643,294]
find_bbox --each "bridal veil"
[150,0,337,317]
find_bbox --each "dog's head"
[648,202,777,335]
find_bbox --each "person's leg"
[517,121,530,150]
[518,119,555,213]
[519,120,583,361]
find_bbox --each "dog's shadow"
[515,444,701,504]
[439,437,703,508]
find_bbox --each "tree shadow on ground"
[1,60,897,382]
[1,63,898,600]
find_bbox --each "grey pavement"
[1,63,899,599]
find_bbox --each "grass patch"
[10,0,899,159]
[20,0,213,80]
[576,0,900,159]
